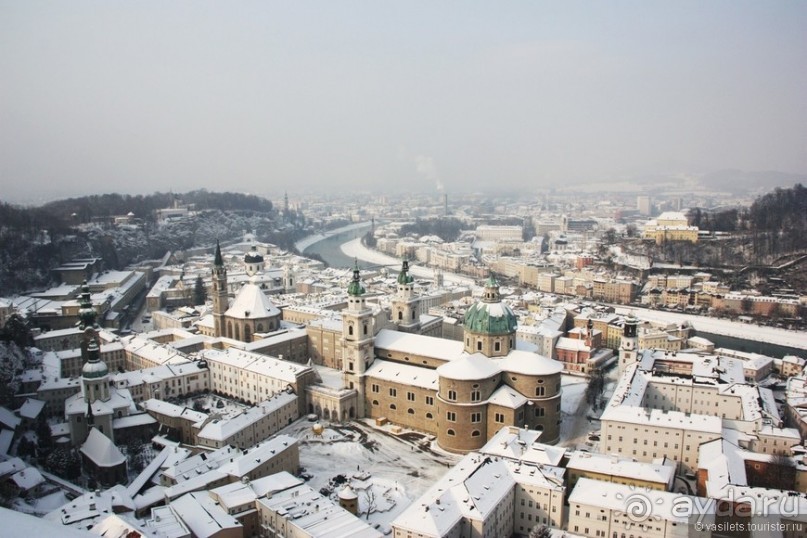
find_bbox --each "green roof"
[464,301,517,335]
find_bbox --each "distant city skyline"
[1,1,806,205]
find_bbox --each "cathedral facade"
[338,266,563,452]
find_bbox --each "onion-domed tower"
[463,274,517,357]
[343,261,374,417]
[391,259,420,333]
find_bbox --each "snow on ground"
[611,305,807,351]
[560,375,587,415]
[277,417,460,533]
[341,238,475,286]
[174,394,250,419]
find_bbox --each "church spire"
[214,240,223,267]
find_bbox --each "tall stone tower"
[619,314,639,373]
[212,241,228,338]
[342,261,374,417]
[69,284,113,444]
[391,259,420,333]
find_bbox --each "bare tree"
[361,488,377,520]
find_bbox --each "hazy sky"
[1,1,806,204]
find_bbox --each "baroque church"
[211,242,283,342]
[349,263,564,451]
[209,245,564,453]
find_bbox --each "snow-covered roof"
[171,491,242,538]
[600,405,722,434]
[365,360,439,390]
[257,482,382,538]
[10,466,45,491]
[495,350,563,376]
[19,398,46,419]
[80,428,126,467]
[1,506,98,538]
[141,399,208,426]
[567,452,675,485]
[374,329,463,362]
[112,413,158,429]
[218,435,297,478]
[0,457,26,478]
[487,385,527,409]
[478,427,566,467]
[569,477,696,523]
[225,283,281,319]
[436,353,501,381]
[0,406,21,430]
[197,394,297,442]
[0,429,13,456]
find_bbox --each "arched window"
[244,325,251,342]
[407,408,415,414]
[256,323,264,332]
[426,412,433,419]
[390,403,397,410]
[471,430,481,437]
[477,341,482,351]
[234,325,240,340]
[349,325,354,336]
[398,311,403,320]
[364,324,368,335]
[495,342,501,352]
[372,400,379,406]
[447,429,455,436]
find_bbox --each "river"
[298,222,373,269]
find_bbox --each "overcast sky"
[1,1,806,204]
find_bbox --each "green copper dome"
[464,301,517,335]
[463,273,517,335]
[347,260,365,297]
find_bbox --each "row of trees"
[688,184,807,260]
[399,217,470,242]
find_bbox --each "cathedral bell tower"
[391,259,420,333]
[342,261,374,417]
[619,314,639,373]
[212,241,229,338]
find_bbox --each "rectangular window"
[371,384,379,393]
[425,396,434,406]
[407,392,415,402]
[389,388,397,397]
[495,413,504,423]
[448,390,457,401]
[447,411,456,422]
[471,412,481,423]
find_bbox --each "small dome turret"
[347,260,365,297]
